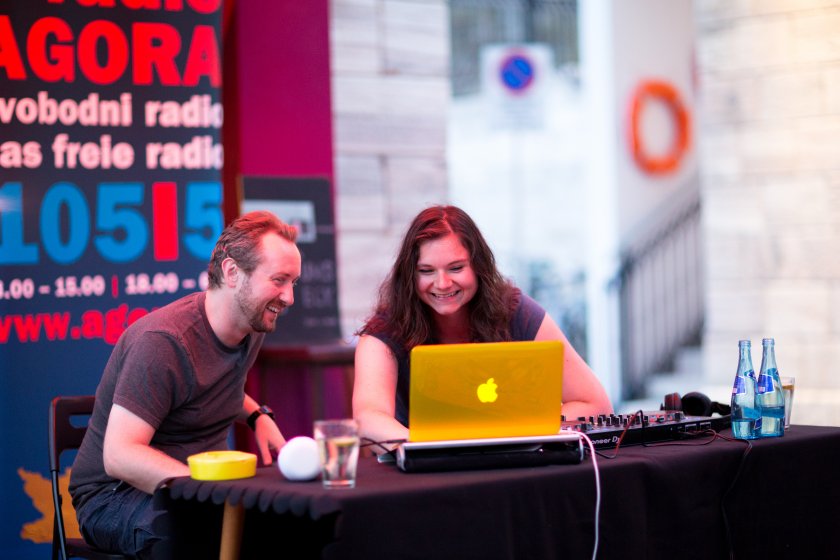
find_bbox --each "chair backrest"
[49,395,127,560]
[49,395,95,474]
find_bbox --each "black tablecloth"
[155,425,840,559]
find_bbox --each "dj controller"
[394,411,733,472]
[561,410,732,450]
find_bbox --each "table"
[155,425,840,559]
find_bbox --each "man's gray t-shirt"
[69,291,264,511]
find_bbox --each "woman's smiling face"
[415,233,478,318]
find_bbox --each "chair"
[49,396,127,560]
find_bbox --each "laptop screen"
[408,340,564,442]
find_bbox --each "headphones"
[662,392,731,417]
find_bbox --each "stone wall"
[695,1,840,425]
[328,1,840,425]
[330,0,451,338]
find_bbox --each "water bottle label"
[745,369,755,380]
[756,373,776,394]
[732,376,746,395]
[754,416,763,431]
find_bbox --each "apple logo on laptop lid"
[477,378,499,403]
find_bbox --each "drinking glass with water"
[314,419,360,489]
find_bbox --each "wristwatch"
[246,405,274,431]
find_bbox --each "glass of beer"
[314,419,360,489]
[781,376,795,429]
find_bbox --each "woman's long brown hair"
[358,205,518,351]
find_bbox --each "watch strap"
[246,405,274,431]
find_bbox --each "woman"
[353,205,613,446]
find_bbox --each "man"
[69,211,301,557]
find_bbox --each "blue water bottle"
[730,340,760,440]
[756,338,784,437]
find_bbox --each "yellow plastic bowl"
[187,450,257,481]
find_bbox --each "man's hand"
[253,414,286,465]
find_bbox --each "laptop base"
[396,434,584,473]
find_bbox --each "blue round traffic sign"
[499,54,535,92]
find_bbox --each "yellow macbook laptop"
[407,340,565,442]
